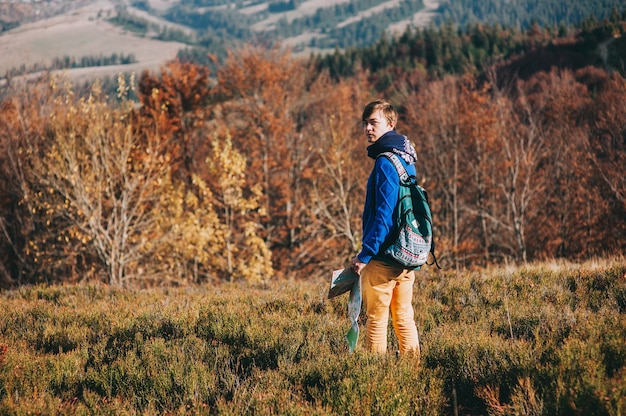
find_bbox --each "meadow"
[0,0,186,83]
[1,259,625,415]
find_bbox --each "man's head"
[362,100,397,143]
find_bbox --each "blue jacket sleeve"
[357,157,400,264]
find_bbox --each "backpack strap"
[379,152,411,183]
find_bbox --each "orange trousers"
[361,260,420,355]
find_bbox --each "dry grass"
[146,0,181,12]
[0,0,185,80]
[0,259,624,414]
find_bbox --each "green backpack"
[379,152,440,270]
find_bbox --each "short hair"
[362,100,397,129]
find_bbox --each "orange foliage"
[0,77,62,284]
[212,46,308,276]
[294,71,371,275]
[1,44,626,286]
[137,60,214,179]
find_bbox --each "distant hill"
[0,0,623,84]
[434,0,624,29]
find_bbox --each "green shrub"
[0,261,624,414]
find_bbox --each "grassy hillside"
[1,259,624,414]
[0,0,186,84]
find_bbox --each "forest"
[271,0,426,48]
[434,0,626,29]
[0,13,624,288]
[311,9,626,80]
[161,0,625,51]
[3,53,138,81]
[147,0,626,59]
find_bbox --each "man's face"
[363,109,394,143]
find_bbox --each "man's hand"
[350,257,367,275]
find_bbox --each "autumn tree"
[517,68,595,258]
[403,75,471,268]
[0,78,53,285]
[204,133,273,282]
[587,73,626,205]
[149,131,273,284]
[137,59,214,180]
[582,69,626,255]
[410,70,556,264]
[296,71,371,276]
[213,45,309,277]
[135,59,274,282]
[0,74,270,286]
[404,73,548,265]
[490,72,548,263]
[455,77,505,264]
[19,75,180,285]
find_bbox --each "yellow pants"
[361,260,420,355]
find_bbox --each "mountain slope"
[0,0,185,83]
[0,0,622,84]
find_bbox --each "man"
[350,100,420,356]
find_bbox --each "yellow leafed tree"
[202,133,273,283]
[21,75,271,286]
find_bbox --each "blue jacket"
[357,142,416,264]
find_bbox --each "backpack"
[379,152,440,270]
